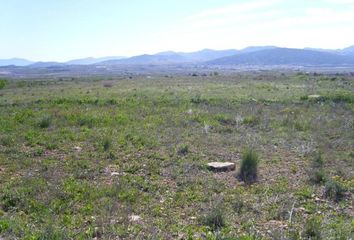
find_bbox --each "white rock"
[207,162,235,172]
[129,215,142,222]
[308,94,321,99]
[74,146,82,152]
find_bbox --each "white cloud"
[149,0,354,53]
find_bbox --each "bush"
[203,207,225,231]
[303,216,322,240]
[324,180,346,202]
[309,152,326,184]
[242,115,259,126]
[177,144,189,156]
[309,170,326,184]
[103,137,112,151]
[239,148,259,183]
[38,116,52,128]
[0,79,7,89]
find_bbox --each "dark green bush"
[203,207,225,231]
[103,137,112,151]
[309,152,326,184]
[177,144,189,156]
[38,116,52,128]
[324,180,346,202]
[239,148,259,183]
[303,216,322,240]
[309,170,326,184]
[0,79,7,89]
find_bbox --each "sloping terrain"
[208,48,354,66]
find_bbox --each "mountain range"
[1,46,354,67]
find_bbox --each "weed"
[103,136,112,151]
[177,144,189,156]
[309,169,326,184]
[203,207,225,231]
[239,148,259,183]
[309,152,326,184]
[0,79,7,89]
[303,216,322,240]
[324,180,347,202]
[242,115,259,126]
[38,116,52,128]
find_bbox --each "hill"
[207,48,354,66]
[100,49,238,65]
[0,58,33,66]
[66,56,125,65]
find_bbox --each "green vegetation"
[324,179,347,202]
[203,206,225,231]
[0,79,7,89]
[239,148,259,183]
[0,72,353,239]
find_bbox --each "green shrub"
[239,148,259,183]
[303,216,322,240]
[38,116,52,128]
[103,137,112,151]
[312,152,324,168]
[309,152,326,184]
[177,144,189,156]
[324,180,346,202]
[309,170,326,184]
[242,115,259,126]
[203,207,225,231]
[0,79,7,89]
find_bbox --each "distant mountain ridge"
[1,45,354,67]
[207,47,354,66]
[0,58,34,66]
[100,49,238,65]
[66,56,125,65]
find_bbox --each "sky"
[1,0,354,61]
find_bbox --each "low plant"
[0,79,7,89]
[324,180,346,202]
[239,148,259,183]
[38,116,52,128]
[203,207,225,231]
[303,216,322,240]
[177,144,189,156]
[309,152,326,184]
[103,136,112,151]
[242,115,259,126]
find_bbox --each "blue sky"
[1,0,354,61]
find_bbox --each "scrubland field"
[0,72,353,239]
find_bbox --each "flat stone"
[74,146,82,152]
[207,162,235,172]
[308,94,321,99]
[129,215,142,222]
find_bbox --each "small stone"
[207,162,235,172]
[308,94,321,99]
[111,172,120,176]
[187,109,193,115]
[129,215,142,222]
[74,146,82,152]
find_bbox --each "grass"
[324,180,347,202]
[203,206,225,231]
[239,148,259,183]
[0,72,353,239]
